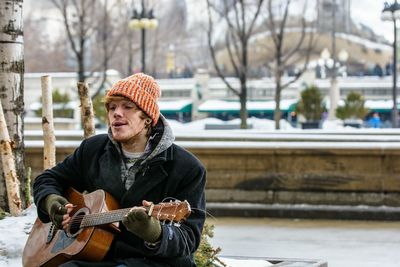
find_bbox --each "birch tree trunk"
[41,76,56,169]
[0,100,21,216]
[0,0,25,211]
[77,82,95,138]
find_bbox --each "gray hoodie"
[108,115,175,190]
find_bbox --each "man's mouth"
[112,121,126,127]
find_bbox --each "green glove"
[122,208,162,243]
[42,194,69,229]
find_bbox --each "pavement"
[209,217,400,267]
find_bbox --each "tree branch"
[206,0,240,96]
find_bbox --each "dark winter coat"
[33,117,206,267]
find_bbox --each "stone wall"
[188,146,400,207]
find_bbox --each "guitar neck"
[80,208,132,228]
[77,200,190,229]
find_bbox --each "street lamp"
[319,47,348,120]
[129,0,158,73]
[323,0,339,120]
[320,48,333,79]
[381,1,400,128]
[338,49,349,77]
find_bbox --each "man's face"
[107,99,147,143]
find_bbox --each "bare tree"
[50,0,125,89]
[206,0,264,129]
[264,0,315,129]
[0,0,25,212]
[91,0,127,98]
[50,0,96,82]
[26,0,196,81]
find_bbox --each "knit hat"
[106,73,161,125]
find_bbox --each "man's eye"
[109,106,116,111]
[125,105,137,110]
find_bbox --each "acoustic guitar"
[22,188,191,267]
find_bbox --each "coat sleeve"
[33,138,88,223]
[149,155,207,258]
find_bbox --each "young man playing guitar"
[32,73,206,267]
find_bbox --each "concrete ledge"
[206,189,400,207]
[207,202,400,221]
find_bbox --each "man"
[367,112,381,128]
[33,73,206,267]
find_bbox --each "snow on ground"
[169,117,296,131]
[0,206,36,266]
[167,117,373,133]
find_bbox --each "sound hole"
[67,207,90,238]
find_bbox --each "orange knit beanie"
[106,73,161,125]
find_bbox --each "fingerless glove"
[122,208,162,243]
[42,194,69,229]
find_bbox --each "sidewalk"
[209,217,400,267]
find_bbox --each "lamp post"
[323,0,339,120]
[338,49,349,77]
[129,0,158,73]
[382,1,400,128]
[320,48,339,120]
[320,46,348,120]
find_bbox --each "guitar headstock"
[149,200,191,223]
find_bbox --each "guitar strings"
[67,213,121,228]
[174,223,192,255]
[190,207,216,220]
[65,202,188,229]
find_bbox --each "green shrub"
[336,91,369,120]
[296,85,325,122]
[194,223,225,267]
[92,93,107,126]
[0,208,5,220]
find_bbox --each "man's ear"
[144,118,152,127]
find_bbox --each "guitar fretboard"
[76,201,189,229]
[80,208,132,228]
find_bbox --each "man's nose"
[113,106,123,117]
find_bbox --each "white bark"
[77,82,95,138]
[0,100,21,216]
[0,0,25,212]
[41,76,56,169]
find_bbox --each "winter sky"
[352,0,394,42]
[25,0,394,44]
[187,0,393,42]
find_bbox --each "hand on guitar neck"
[122,200,162,243]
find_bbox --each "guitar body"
[23,188,120,267]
